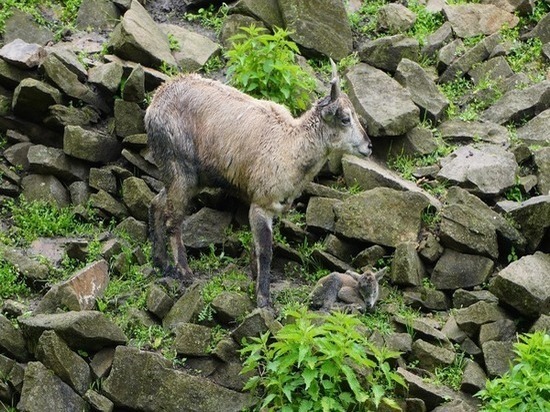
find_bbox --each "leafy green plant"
[348,0,388,36]
[241,307,406,411]
[407,0,444,45]
[183,3,228,34]
[167,34,180,52]
[0,258,31,299]
[476,331,550,411]
[159,61,179,77]
[433,349,466,390]
[225,25,316,115]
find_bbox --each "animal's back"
[145,74,300,201]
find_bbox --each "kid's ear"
[375,267,388,281]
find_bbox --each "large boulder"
[437,119,509,146]
[12,78,62,121]
[358,34,420,73]
[334,188,431,247]
[107,0,177,68]
[21,174,70,208]
[64,125,122,163]
[76,0,121,30]
[437,144,518,196]
[431,249,494,290]
[395,58,449,123]
[345,63,420,137]
[489,252,550,317]
[0,39,46,69]
[2,9,54,46]
[278,0,352,60]
[27,145,89,183]
[516,109,550,146]
[121,176,155,221]
[443,4,519,38]
[102,346,255,411]
[0,314,30,362]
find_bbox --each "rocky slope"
[0,0,549,411]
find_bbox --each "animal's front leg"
[249,203,273,308]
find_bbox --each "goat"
[309,268,386,313]
[144,61,372,308]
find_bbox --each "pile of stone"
[0,0,549,411]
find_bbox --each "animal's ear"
[330,58,340,102]
[374,267,388,281]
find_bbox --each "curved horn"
[329,58,340,101]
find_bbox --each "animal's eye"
[341,117,351,126]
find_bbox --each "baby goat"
[145,62,372,308]
[309,269,386,313]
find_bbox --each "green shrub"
[225,25,316,115]
[476,331,550,411]
[0,259,31,299]
[240,307,406,411]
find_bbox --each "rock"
[42,53,109,113]
[454,301,507,337]
[83,389,114,412]
[443,4,519,38]
[12,78,62,121]
[230,0,283,29]
[453,289,499,309]
[460,359,487,395]
[107,0,177,68]
[89,190,129,219]
[439,34,501,84]
[122,64,145,102]
[418,231,444,263]
[278,0,352,60]
[482,340,515,377]
[393,316,449,345]
[18,311,127,352]
[211,361,251,391]
[47,48,88,81]
[412,339,456,371]
[438,119,509,146]
[384,332,413,354]
[354,245,387,269]
[397,368,469,411]
[422,22,453,57]
[481,80,550,125]
[431,249,494,290]
[27,144,89,183]
[341,155,441,209]
[437,144,518,196]
[221,14,267,48]
[3,141,32,170]
[35,330,92,395]
[63,125,122,164]
[388,126,440,157]
[469,56,514,88]
[377,3,417,33]
[395,58,449,123]
[89,167,117,193]
[489,252,550,317]
[76,0,121,30]
[523,11,550,44]
[35,260,109,314]
[390,242,425,286]
[160,24,221,71]
[45,104,101,131]
[496,195,550,252]
[0,314,30,362]
[305,196,340,233]
[88,62,124,94]
[115,217,148,243]
[530,314,550,333]
[17,362,88,412]
[114,99,145,137]
[0,243,50,283]
[358,34,420,73]
[442,315,467,343]
[102,346,254,411]
[211,292,255,324]
[90,347,115,379]
[146,284,174,319]
[121,176,154,221]
[21,174,70,208]
[0,39,46,69]
[478,319,516,345]
[517,108,550,146]
[345,63,420,137]
[404,287,450,311]
[534,147,550,195]
[163,282,204,329]
[3,9,54,46]
[173,323,212,356]
[334,188,431,248]
[0,59,32,89]
[181,207,233,250]
[231,308,282,344]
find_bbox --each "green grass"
[183,3,229,34]
[0,258,31,299]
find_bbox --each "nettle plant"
[240,307,406,411]
[225,25,316,115]
[476,331,550,411]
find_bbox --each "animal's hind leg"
[249,203,274,308]
[149,190,168,272]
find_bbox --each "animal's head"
[319,59,372,157]
[357,268,386,312]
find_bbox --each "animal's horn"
[329,58,340,101]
